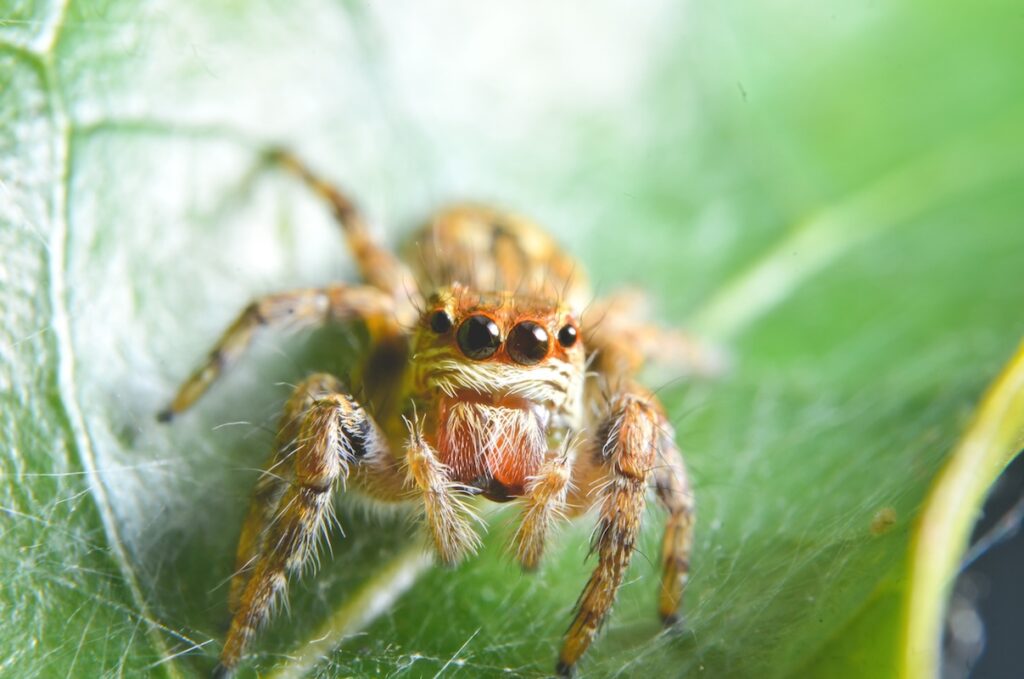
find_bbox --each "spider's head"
[412,283,586,412]
[410,284,586,498]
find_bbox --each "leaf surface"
[1,1,1022,678]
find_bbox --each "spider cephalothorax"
[160,151,717,677]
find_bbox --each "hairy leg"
[582,289,727,379]
[227,373,400,611]
[266,148,418,311]
[403,416,481,567]
[558,386,661,677]
[159,285,396,420]
[217,373,393,676]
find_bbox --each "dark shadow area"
[947,452,1024,679]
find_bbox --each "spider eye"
[507,321,550,365]
[557,324,578,348]
[429,310,453,334]
[457,315,501,360]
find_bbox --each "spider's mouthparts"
[435,390,549,495]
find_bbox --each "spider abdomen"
[404,204,591,309]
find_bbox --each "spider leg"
[583,289,727,378]
[558,385,661,678]
[653,421,695,625]
[513,447,573,571]
[216,373,392,677]
[266,148,418,308]
[158,284,396,420]
[228,375,338,616]
[227,440,289,616]
[403,416,481,566]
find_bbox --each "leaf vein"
[42,55,184,678]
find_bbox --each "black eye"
[507,321,550,365]
[429,310,453,334]
[557,324,578,348]
[457,315,501,360]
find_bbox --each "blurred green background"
[1,1,1022,677]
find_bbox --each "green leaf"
[2,1,1022,678]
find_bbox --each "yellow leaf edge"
[901,339,1024,678]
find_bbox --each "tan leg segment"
[514,451,572,571]
[403,417,480,567]
[267,148,417,307]
[158,285,395,420]
[653,427,695,625]
[227,374,344,613]
[582,289,728,379]
[228,456,290,616]
[558,389,660,678]
[216,375,385,676]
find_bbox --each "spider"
[159,149,718,677]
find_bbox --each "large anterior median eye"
[457,315,502,360]
[507,321,550,365]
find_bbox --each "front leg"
[217,374,391,677]
[558,387,661,677]
[403,416,481,566]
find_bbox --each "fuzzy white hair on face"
[422,358,580,409]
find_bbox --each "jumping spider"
[160,150,717,677]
